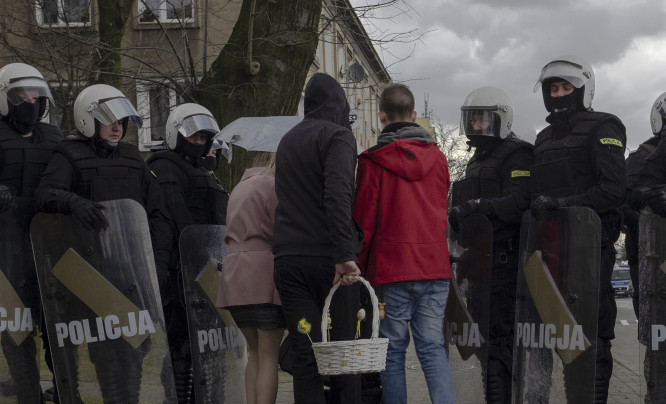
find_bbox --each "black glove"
[644,189,666,216]
[67,195,108,231]
[531,195,567,219]
[448,199,492,233]
[0,185,12,213]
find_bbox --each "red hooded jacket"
[353,132,451,286]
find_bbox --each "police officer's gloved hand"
[0,185,12,213]
[531,195,567,219]
[448,199,491,232]
[644,189,666,216]
[67,195,109,231]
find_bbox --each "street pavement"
[276,297,643,403]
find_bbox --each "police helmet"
[534,55,595,112]
[73,84,142,138]
[650,92,666,135]
[460,86,513,139]
[165,103,220,152]
[0,63,54,117]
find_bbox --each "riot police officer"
[449,86,532,403]
[0,62,62,403]
[530,55,626,403]
[147,103,229,403]
[33,83,172,403]
[623,93,665,319]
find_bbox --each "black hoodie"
[272,73,360,262]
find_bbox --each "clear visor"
[534,60,587,92]
[460,108,498,137]
[91,97,143,128]
[5,77,54,106]
[178,114,220,138]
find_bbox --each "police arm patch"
[599,138,623,148]
[511,170,530,178]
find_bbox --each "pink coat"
[216,167,281,308]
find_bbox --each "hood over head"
[363,129,441,182]
[304,73,351,129]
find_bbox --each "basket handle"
[320,275,380,342]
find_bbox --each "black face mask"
[201,151,220,172]
[8,102,40,134]
[176,135,207,164]
[550,91,579,121]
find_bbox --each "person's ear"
[379,110,388,126]
[411,110,417,123]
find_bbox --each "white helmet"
[165,103,220,150]
[511,114,537,144]
[0,63,54,117]
[534,55,595,112]
[460,86,513,139]
[650,92,666,135]
[73,84,142,138]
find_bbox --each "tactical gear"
[53,140,146,203]
[30,199,176,403]
[531,111,624,199]
[165,103,220,156]
[445,214,492,402]
[638,213,666,403]
[180,225,247,402]
[0,121,62,198]
[534,55,595,112]
[531,195,568,220]
[0,199,42,403]
[0,185,11,213]
[512,208,601,403]
[66,194,108,231]
[460,86,513,140]
[0,63,54,117]
[148,151,228,226]
[73,84,142,138]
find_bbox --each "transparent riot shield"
[179,225,246,404]
[444,214,492,402]
[0,198,42,403]
[30,199,176,404]
[512,207,600,404]
[638,213,666,402]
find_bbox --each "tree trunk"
[95,0,133,87]
[196,0,323,190]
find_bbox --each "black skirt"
[228,303,286,330]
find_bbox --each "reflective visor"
[178,114,220,138]
[5,77,54,106]
[459,108,498,137]
[534,60,587,92]
[92,97,143,128]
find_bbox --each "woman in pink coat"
[216,151,285,404]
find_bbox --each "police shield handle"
[523,250,591,364]
[51,248,152,349]
[444,278,484,360]
[0,268,32,345]
[195,261,235,326]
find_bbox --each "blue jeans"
[376,280,455,404]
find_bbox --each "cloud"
[352,0,666,149]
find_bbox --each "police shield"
[0,198,42,403]
[179,225,246,403]
[638,213,666,402]
[444,213,492,402]
[30,199,176,403]
[512,207,600,404]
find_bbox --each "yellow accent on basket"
[511,170,530,178]
[599,138,623,148]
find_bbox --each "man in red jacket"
[353,83,455,404]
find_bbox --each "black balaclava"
[175,134,212,166]
[201,149,221,172]
[7,101,40,134]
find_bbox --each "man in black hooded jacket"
[273,73,362,403]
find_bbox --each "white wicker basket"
[311,276,389,375]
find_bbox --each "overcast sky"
[351,0,666,150]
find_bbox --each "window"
[138,0,193,23]
[36,0,91,26]
[136,82,183,151]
